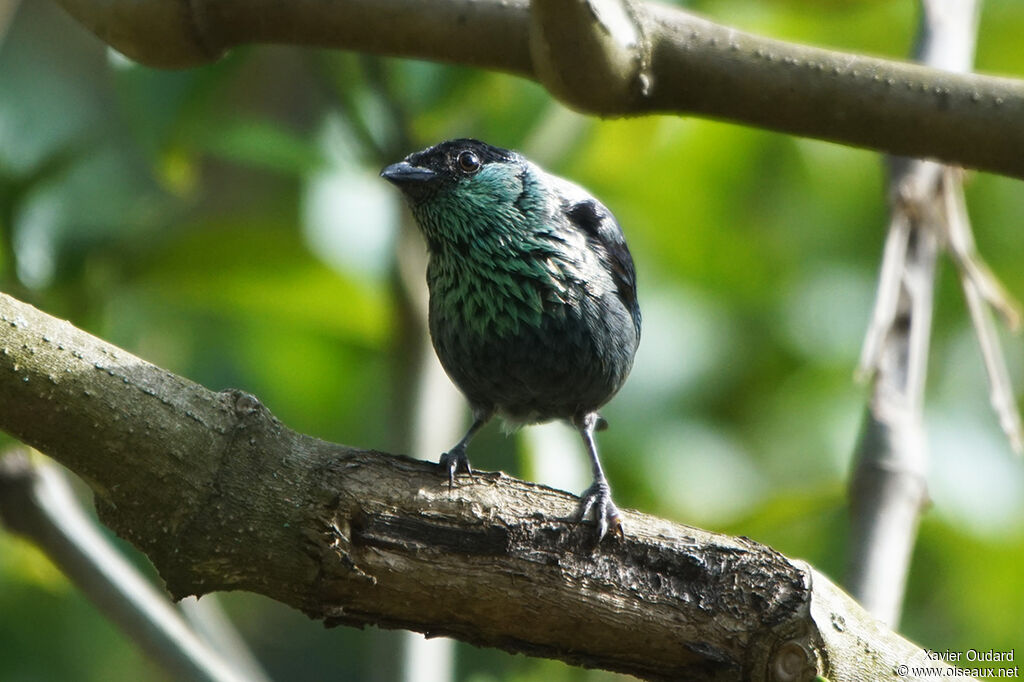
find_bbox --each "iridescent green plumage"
[382,139,640,541]
[413,159,603,336]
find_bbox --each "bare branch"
[848,187,936,627]
[530,0,651,111]
[856,213,913,383]
[941,171,1024,454]
[0,451,254,682]
[0,292,966,681]
[848,0,976,628]
[849,0,1023,628]
[46,0,1024,179]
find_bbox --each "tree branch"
[529,0,651,111]
[47,0,1024,179]
[0,451,257,682]
[849,0,1022,627]
[0,295,966,681]
[847,0,973,628]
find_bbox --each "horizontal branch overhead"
[0,293,962,681]
[49,0,1024,179]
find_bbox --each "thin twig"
[0,450,261,682]
[941,170,1024,454]
[847,0,982,627]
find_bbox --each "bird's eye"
[457,150,481,173]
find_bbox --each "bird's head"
[381,139,539,249]
[381,138,519,203]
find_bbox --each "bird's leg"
[439,407,491,488]
[573,412,623,541]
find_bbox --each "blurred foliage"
[1,0,1023,680]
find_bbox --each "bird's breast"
[426,251,579,338]
[425,250,638,421]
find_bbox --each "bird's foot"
[438,446,475,489]
[575,480,624,542]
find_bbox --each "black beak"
[380,162,439,202]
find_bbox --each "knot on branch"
[769,639,819,682]
[229,390,265,419]
[53,0,224,67]
[529,0,652,113]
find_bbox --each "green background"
[1,1,1021,679]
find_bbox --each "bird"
[381,139,640,541]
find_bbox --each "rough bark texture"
[0,293,962,681]
[47,0,1024,180]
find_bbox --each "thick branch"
[48,0,1024,179]
[529,0,651,111]
[0,292,962,681]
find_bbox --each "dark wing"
[566,199,641,336]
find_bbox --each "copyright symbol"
[896,664,909,677]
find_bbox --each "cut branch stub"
[529,0,652,112]
[54,0,224,67]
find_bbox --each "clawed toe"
[575,481,624,542]
[438,447,475,488]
